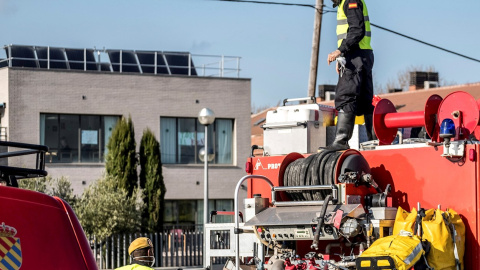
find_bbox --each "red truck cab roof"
[0,185,97,269]
[0,140,97,270]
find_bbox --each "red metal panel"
[248,155,295,201]
[362,145,479,269]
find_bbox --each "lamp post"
[198,107,215,269]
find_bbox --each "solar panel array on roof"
[6,45,37,68]
[164,52,197,76]
[136,51,169,74]
[2,45,199,76]
[108,50,140,73]
[65,49,97,71]
[36,47,68,69]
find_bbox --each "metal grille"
[89,226,205,269]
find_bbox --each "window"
[164,199,234,226]
[160,117,234,164]
[40,113,120,163]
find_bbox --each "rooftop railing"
[0,44,242,78]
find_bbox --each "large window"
[40,114,120,163]
[160,117,234,164]
[164,199,234,226]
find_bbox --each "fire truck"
[208,91,480,270]
[0,141,97,269]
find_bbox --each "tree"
[75,175,144,241]
[18,177,48,193]
[19,176,77,208]
[376,65,456,94]
[105,115,137,196]
[139,128,166,232]
[49,176,77,209]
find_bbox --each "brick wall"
[3,67,251,201]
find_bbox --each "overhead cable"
[211,0,480,63]
[212,0,335,14]
[370,23,480,63]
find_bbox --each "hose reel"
[281,149,373,203]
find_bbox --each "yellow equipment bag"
[422,208,465,270]
[392,206,417,235]
[359,230,424,270]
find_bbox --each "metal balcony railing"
[0,44,242,78]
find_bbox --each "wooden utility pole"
[307,0,324,102]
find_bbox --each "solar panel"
[3,45,201,76]
[164,52,197,75]
[107,50,140,73]
[136,51,169,74]
[5,45,37,68]
[65,49,97,71]
[36,47,68,69]
[99,63,112,72]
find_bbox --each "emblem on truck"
[0,222,22,270]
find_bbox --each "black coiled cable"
[283,150,341,201]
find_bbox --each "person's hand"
[335,61,340,74]
[327,50,341,65]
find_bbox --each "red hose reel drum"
[436,91,479,141]
[373,91,480,145]
[373,94,442,145]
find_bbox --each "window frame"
[40,113,121,164]
[160,116,234,165]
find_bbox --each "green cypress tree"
[139,128,166,232]
[105,115,137,196]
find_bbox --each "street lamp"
[198,107,215,269]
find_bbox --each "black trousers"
[334,49,374,116]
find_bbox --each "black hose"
[283,150,341,201]
[299,155,315,201]
[311,194,332,250]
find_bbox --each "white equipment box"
[262,103,335,155]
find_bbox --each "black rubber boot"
[324,112,356,151]
[364,113,377,141]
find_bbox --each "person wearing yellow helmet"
[325,0,375,151]
[116,237,155,270]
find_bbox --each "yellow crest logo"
[0,222,22,270]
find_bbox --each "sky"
[1,0,479,109]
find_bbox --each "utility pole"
[307,0,324,102]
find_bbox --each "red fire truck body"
[237,92,480,270]
[247,144,480,269]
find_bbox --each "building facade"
[0,45,251,225]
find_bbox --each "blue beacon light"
[439,118,456,140]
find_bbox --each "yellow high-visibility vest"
[116,264,153,270]
[336,0,372,50]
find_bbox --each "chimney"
[409,71,439,91]
[317,84,336,101]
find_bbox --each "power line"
[213,0,316,9]
[212,0,335,14]
[370,23,480,63]
[210,0,480,63]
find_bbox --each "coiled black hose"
[283,150,341,201]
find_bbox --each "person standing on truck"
[116,237,155,270]
[325,0,375,151]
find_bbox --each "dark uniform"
[323,0,374,151]
[335,0,374,117]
